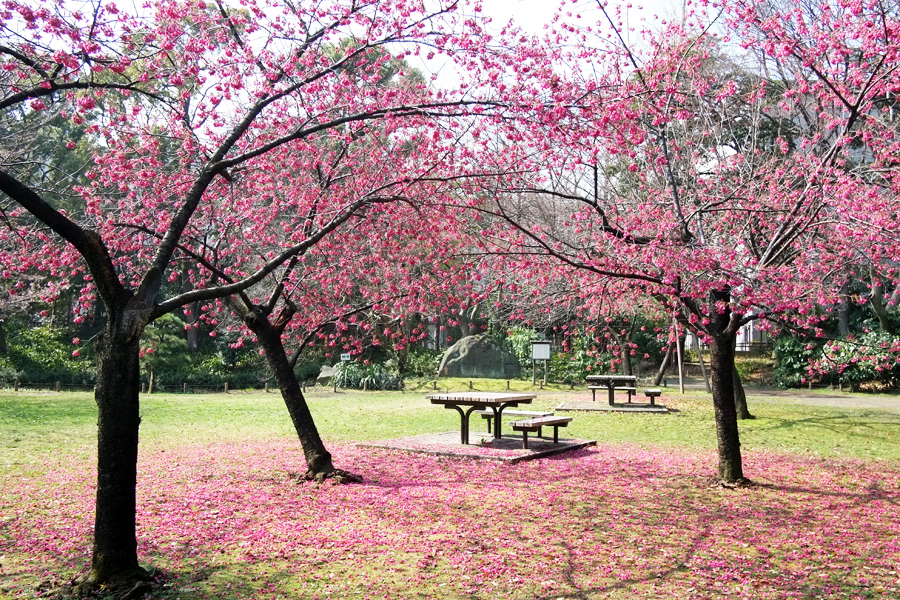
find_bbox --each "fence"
[5,380,302,394]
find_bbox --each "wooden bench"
[589,386,636,402]
[643,388,662,406]
[510,416,573,449]
[479,409,554,435]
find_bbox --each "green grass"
[1,382,899,599]
[2,382,898,464]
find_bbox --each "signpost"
[531,340,551,386]
[334,353,351,391]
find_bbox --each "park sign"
[340,353,351,361]
[531,341,551,385]
[531,341,551,361]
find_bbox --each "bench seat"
[510,416,573,448]
[643,388,662,406]
[479,409,553,434]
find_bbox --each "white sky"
[478,0,684,35]
[414,0,688,88]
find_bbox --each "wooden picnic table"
[427,392,536,445]
[586,374,637,405]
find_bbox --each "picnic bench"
[427,392,537,444]
[510,416,573,449]
[479,409,554,435]
[643,388,662,406]
[586,374,638,405]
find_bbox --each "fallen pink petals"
[2,441,899,599]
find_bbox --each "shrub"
[333,360,402,390]
[505,325,543,370]
[808,331,900,388]
[773,335,822,388]
[0,358,23,387]
[6,325,94,384]
[403,347,442,378]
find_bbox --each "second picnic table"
[586,374,637,405]
[427,391,537,445]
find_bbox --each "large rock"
[316,364,337,386]
[438,334,521,379]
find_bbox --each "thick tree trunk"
[707,290,745,483]
[244,310,357,482]
[81,316,150,586]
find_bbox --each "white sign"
[531,341,551,361]
[340,353,351,361]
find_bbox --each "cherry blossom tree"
[469,0,900,483]
[174,128,483,483]
[0,0,531,587]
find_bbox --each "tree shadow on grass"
[748,411,900,436]
[752,479,900,507]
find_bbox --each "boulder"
[316,364,337,386]
[438,334,521,379]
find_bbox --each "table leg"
[463,406,482,444]
[608,384,615,406]
[492,406,506,439]
[446,405,468,444]
[493,403,522,439]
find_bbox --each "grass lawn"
[1,383,899,599]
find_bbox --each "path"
[658,377,900,413]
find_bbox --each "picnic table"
[586,374,637,405]
[427,392,537,445]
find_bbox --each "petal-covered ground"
[2,441,899,599]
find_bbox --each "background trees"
[465,0,900,483]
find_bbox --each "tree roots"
[303,466,364,484]
[710,477,755,489]
[40,567,159,599]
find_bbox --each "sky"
[478,0,684,35]
[415,0,686,89]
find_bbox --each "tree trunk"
[838,280,851,337]
[81,316,150,586]
[244,310,357,482]
[148,367,155,394]
[869,274,896,335]
[693,334,711,393]
[181,272,201,351]
[732,365,753,420]
[185,304,200,351]
[707,289,745,483]
[0,321,6,355]
[653,341,674,385]
[606,324,632,376]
